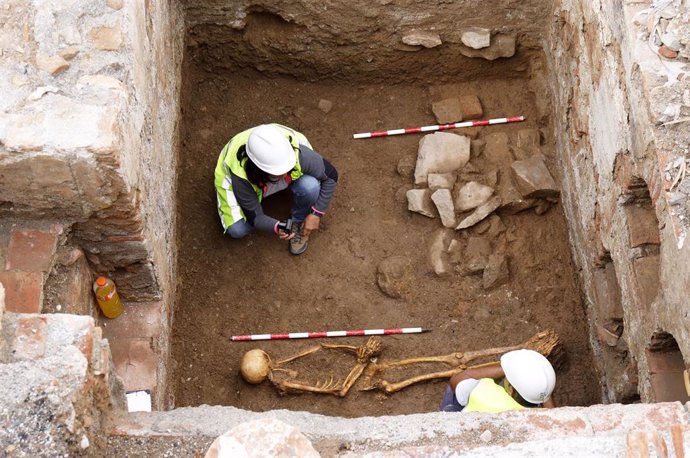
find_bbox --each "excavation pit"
[170,2,601,415]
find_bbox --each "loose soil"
[171,67,601,416]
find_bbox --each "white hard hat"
[246,124,296,175]
[500,349,556,404]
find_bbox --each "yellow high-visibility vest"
[464,378,525,413]
[214,124,309,230]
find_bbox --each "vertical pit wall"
[546,0,690,402]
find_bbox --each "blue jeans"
[226,175,320,239]
[439,386,464,412]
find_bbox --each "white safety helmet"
[500,349,556,404]
[245,124,296,175]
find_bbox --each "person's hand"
[303,214,320,236]
[277,230,294,240]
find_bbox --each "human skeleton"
[240,330,562,397]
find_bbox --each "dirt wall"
[182,0,555,82]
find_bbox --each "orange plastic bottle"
[93,276,124,319]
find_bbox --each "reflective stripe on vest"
[464,378,525,413]
[214,124,311,230]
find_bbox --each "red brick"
[625,205,660,247]
[13,316,47,360]
[109,337,157,393]
[647,350,686,374]
[650,372,690,402]
[0,271,44,313]
[6,229,58,272]
[633,256,661,310]
[101,301,163,340]
[459,95,483,120]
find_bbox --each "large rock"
[456,196,501,229]
[429,230,452,276]
[415,132,470,185]
[428,173,455,190]
[204,418,319,458]
[455,181,494,211]
[376,256,414,298]
[461,28,491,49]
[497,169,539,214]
[483,253,510,289]
[432,98,463,124]
[407,189,436,217]
[431,189,456,228]
[510,155,560,198]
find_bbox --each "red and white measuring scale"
[231,327,429,341]
[353,116,525,139]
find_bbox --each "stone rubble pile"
[634,1,690,61]
[398,95,560,289]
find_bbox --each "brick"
[0,271,44,313]
[592,262,624,321]
[102,302,163,340]
[13,316,47,360]
[646,349,686,374]
[6,229,59,271]
[459,95,483,120]
[633,256,661,309]
[625,204,661,247]
[650,372,689,402]
[109,338,158,393]
[432,98,463,124]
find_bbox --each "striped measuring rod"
[230,327,430,341]
[352,116,525,139]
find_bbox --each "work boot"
[289,222,309,255]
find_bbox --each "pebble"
[480,430,493,443]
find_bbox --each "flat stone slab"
[456,196,501,230]
[461,27,491,49]
[431,189,456,228]
[402,31,442,48]
[415,132,470,185]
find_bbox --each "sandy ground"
[170,68,601,416]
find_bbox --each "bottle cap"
[96,276,107,287]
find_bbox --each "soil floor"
[170,68,601,417]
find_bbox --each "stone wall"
[0,284,126,455]
[0,0,184,305]
[546,0,690,402]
